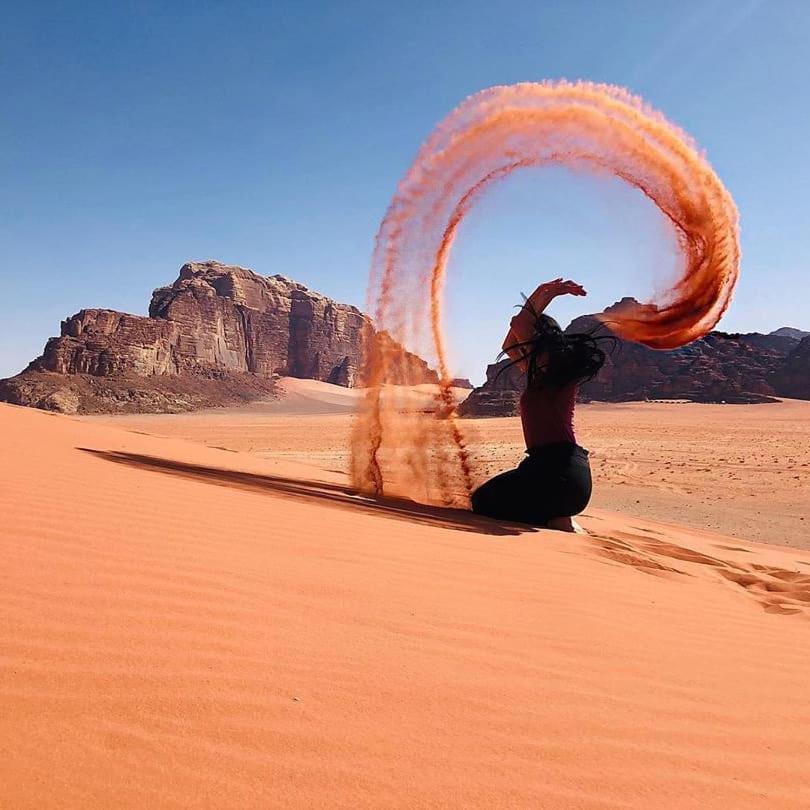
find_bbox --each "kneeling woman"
[471,278,612,532]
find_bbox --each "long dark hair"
[499,301,616,390]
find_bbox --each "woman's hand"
[527,278,587,308]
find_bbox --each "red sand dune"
[2,401,809,807]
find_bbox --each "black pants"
[471,442,592,526]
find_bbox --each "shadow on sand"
[78,448,529,537]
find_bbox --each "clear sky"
[2,0,808,382]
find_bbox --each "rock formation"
[5,269,806,417]
[769,335,810,400]
[770,327,810,341]
[459,299,808,417]
[0,261,436,414]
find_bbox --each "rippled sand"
[3,388,809,807]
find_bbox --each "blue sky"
[1,0,808,382]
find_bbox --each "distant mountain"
[737,332,799,355]
[459,301,810,416]
[770,327,810,341]
[769,336,810,399]
[0,261,437,414]
[736,326,808,356]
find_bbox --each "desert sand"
[92,378,810,549]
[2,389,810,808]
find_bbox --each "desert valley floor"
[90,379,810,549]
[2,382,809,808]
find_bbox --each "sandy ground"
[2,392,810,808]
[91,379,810,549]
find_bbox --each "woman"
[470,278,611,533]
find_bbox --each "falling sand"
[350,81,740,507]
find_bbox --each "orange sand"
[3,396,809,808]
[97,380,810,549]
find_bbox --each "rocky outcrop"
[457,361,522,417]
[769,336,810,399]
[142,263,372,384]
[1,261,436,414]
[770,327,810,341]
[737,331,802,356]
[0,369,277,415]
[36,310,181,377]
[460,300,806,417]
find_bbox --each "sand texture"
[93,380,810,549]
[2,394,810,808]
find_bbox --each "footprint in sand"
[587,529,810,618]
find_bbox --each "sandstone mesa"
[460,299,810,416]
[0,261,436,414]
[2,264,808,415]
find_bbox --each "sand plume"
[351,81,740,505]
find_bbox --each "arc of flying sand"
[353,81,741,505]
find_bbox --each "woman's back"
[519,382,578,450]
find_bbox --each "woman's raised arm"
[502,278,587,370]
